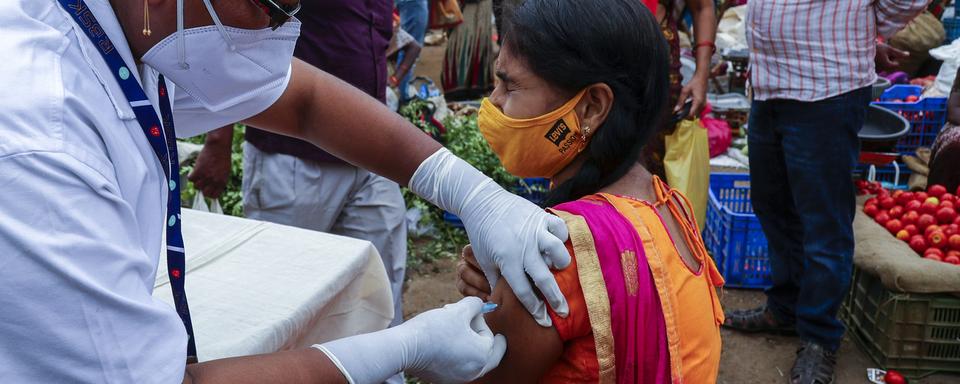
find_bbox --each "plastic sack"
[700,103,733,158]
[889,11,945,76]
[664,118,710,230]
[716,5,748,52]
[192,192,223,215]
[930,39,960,96]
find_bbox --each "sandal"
[789,342,836,384]
[722,305,797,335]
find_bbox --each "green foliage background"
[179,124,247,217]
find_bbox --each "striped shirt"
[747,0,929,101]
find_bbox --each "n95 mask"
[141,0,300,112]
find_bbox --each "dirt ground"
[403,38,959,384]
[401,258,959,384]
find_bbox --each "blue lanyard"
[58,0,198,363]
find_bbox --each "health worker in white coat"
[0,0,573,383]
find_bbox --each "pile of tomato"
[859,181,960,265]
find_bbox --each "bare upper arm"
[472,280,564,384]
[241,58,316,139]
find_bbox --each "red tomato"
[864,204,880,218]
[916,192,929,201]
[925,254,943,262]
[945,225,959,237]
[929,184,947,197]
[866,197,879,206]
[955,216,960,226]
[925,225,942,238]
[922,200,940,215]
[875,212,891,226]
[884,370,908,384]
[897,192,915,205]
[901,211,919,226]
[928,231,948,249]
[910,235,928,254]
[905,200,922,212]
[886,219,904,235]
[896,230,911,241]
[904,224,919,237]
[936,207,958,224]
[881,197,897,210]
[925,247,945,259]
[950,234,960,251]
[942,193,956,203]
[918,214,937,231]
[889,206,905,219]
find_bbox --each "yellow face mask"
[478,89,590,178]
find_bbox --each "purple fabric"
[245,0,393,163]
[554,198,671,384]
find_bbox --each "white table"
[153,209,394,362]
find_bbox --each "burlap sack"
[854,198,960,294]
[889,11,946,76]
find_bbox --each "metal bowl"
[859,104,910,141]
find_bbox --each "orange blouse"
[542,189,723,384]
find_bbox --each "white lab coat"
[0,1,290,382]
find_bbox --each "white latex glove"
[314,297,506,384]
[409,148,571,326]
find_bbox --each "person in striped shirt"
[722,1,930,383]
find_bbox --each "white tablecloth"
[153,209,394,362]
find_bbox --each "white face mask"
[141,0,300,112]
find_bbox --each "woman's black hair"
[501,0,670,206]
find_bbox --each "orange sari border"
[549,209,617,384]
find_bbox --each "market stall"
[153,209,394,362]
[846,190,960,377]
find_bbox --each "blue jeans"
[747,87,871,351]
[396,0,428,101]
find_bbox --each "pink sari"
[551,198,671,384]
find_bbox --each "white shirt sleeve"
[0,151,187,384]
[171,64,293,138]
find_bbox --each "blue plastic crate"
[702,173,772,289]
[872,85,948,155]
[945,18,960,43]
[857,161,911,190]
[443,178,551,228]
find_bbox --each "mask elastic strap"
[201,0,237,51]
[176,0,188,69]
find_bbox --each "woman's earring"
[142,0,152,37]
[583,126,591,137]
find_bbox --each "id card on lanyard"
[58,0,198,363]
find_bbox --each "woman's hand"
[676,72,709,118]
[457,245,493,301]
